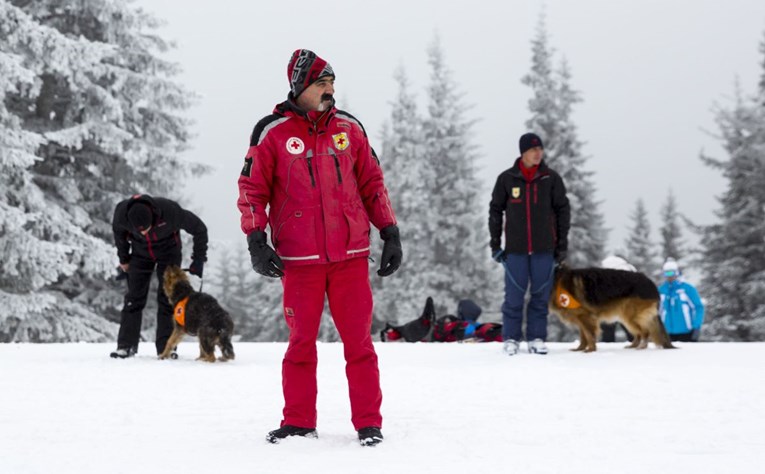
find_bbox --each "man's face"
[296,76,335,112]
[521,146,544,168]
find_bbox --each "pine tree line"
[619,191,687,282]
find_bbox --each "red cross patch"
[286,137,305,154]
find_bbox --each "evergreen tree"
[521,13,608,267]
[0,1,201,341]
[624,199,659,278]
[373,66,429,325]
[699,71,765,341]
[659,189,684,262]
[420,35,496,316]
[206,241,285,342]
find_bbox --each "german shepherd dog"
[548,264,675,352]
[160,266,235,362]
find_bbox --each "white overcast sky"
[135,0,765,253]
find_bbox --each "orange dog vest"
[554,284,582,309]
[174,297,189,327]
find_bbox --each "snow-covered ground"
[1,342,763,474]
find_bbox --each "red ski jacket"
[237,100,396,266]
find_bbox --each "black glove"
[554,248,567,264]
[189,258,205,278]
[115,266,128,281]
[377,225,402,277]
[247,231,284,278]
[492,248,505,263]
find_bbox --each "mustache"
[321,93,334,102]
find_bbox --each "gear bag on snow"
[380,297,435,342]
[381,297,502,343]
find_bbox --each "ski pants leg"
[601,322,617,342]
[327,258,382,430]
[501,253,529,341]
[117,257,155,350]
[525,252,554,341]
[501,252,554,341]
[155,255,181,355]
[280,263,327,429]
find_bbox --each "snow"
[1,342,763,474]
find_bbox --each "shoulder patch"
[241,157,253,177]
[250,114,290,146]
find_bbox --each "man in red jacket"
[237,49,401,447]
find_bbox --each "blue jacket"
[658,279,704,334]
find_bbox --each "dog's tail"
[652,312,676,349]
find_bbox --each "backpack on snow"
[380,297,435,342]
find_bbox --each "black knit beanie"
[127,203,153,231]
[519,133,544,155]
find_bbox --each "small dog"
[548,264,675,352]
[160,265,235,362]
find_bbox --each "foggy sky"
[135,0,765,254]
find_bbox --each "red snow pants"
[280,257,382,430]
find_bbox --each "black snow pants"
[117,253,181,354]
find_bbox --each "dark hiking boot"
[110,346,136,359]
[265,425,318,444]
[358,426,383,447]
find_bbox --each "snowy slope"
[1,342,763,474]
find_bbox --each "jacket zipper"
[329,148,343,184]
[526,182,533,254]
[146,232,156,260]
[305,149,316,187]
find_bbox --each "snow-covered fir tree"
[0,0,201,341]
[521,13,608,267]
[699,67,765,341]
[205,241,284,342]
[624,199,659,279]
[420,35,496,316]
[659,189,684,262]
[373,66,430,325]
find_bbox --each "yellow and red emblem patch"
[554,284,581,309]
[512,187,521,199]
[332,132,349,151]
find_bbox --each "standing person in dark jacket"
[110,194,208,358]
[488,133,570,356]
[237,49,400,447]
